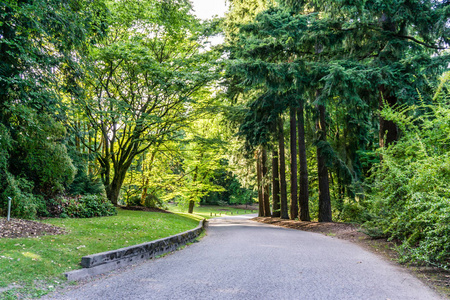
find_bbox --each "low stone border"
[65,219,206,281]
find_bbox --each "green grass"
[167,204,257,219]
[0,209,200,299]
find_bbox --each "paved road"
[47,215,444,300]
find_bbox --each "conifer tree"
[289,107,299,220]
[226,0,449,221]
[271,150,281,217]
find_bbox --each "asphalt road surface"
[46,215,444,300]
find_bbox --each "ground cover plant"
[0,209,201,299]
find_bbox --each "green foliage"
[142,194,165,209]
[366,77,450,268]
[67,149,105,196]
[68,172,105,197]
[0,0,107,216]
[201,163,256,206]
[0,174,43,220]
[49,195,117,218]
[69,0,221,204]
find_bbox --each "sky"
[189,0,228,20]
[189,0,228,45]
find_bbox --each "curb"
[65,219,206,281]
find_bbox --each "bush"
[49,195,117,218]
[366,78,450,269]
[337,200,369,224]
[126,194,166,209]
[142,194,165,209]
[126,195,142,207]
[0,173,42,219]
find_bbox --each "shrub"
[0,173,41,219]
[49,195,117,218]
[142,194,165,209]
[126,195,142,207]
[366,77,450,269]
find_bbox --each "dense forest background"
[0,0,449,268]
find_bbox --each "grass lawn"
[0,209,201,299]
[167,204,257,219]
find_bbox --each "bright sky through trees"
[190,0,228,46]
[190,0,228,20]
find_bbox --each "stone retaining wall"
[65,219,206,281]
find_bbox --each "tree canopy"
[0,0,449,269]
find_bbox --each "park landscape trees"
[0,0,449,269]
[224,0,449,267]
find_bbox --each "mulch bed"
[252,217,368,242]
[0,218,66,239]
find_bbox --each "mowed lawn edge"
[0,209,202,298]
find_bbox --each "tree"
[261,147,272,217]
[277,117,289,219]
[0,0,106,217]
[226,0,449,222]
[271,149,281,217]
[72,0,220,204]
[316,103,332,222]
[297,100,310,221]
[289,107,298,219]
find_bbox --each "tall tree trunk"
[289,107,298,220]
[256,150,264,217]
[141,151,156,204]
[316,104,332,222]
[88,125,93,175]
[297,101,310,221]
[378,14,399,148]
[188,166,199,214]
[272,150,281,218]
[379,85,399,147]
[188,201,195,214]
[106,166,130,205]
[278,117,289,219]
[261,147,271,217]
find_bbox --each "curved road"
[47,215,444,300]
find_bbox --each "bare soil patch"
[253,217,449,298]
[0,218,66,239]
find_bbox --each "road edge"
[65,219,206,281]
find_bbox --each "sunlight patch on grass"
[167,204,257,219]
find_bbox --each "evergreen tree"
[226,0,449,221]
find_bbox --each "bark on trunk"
[297,101,310,221]
[272,150,281,218]
[188,200,195,214]
[289,107,298,220]
[379,85,399,147]
[378,14,399,148]
[188,166,200,214]
[256,150,264,217]
[106,167,129,206]
[316,104,332,222]
[278,117,289,219]
[261,147,271,217]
